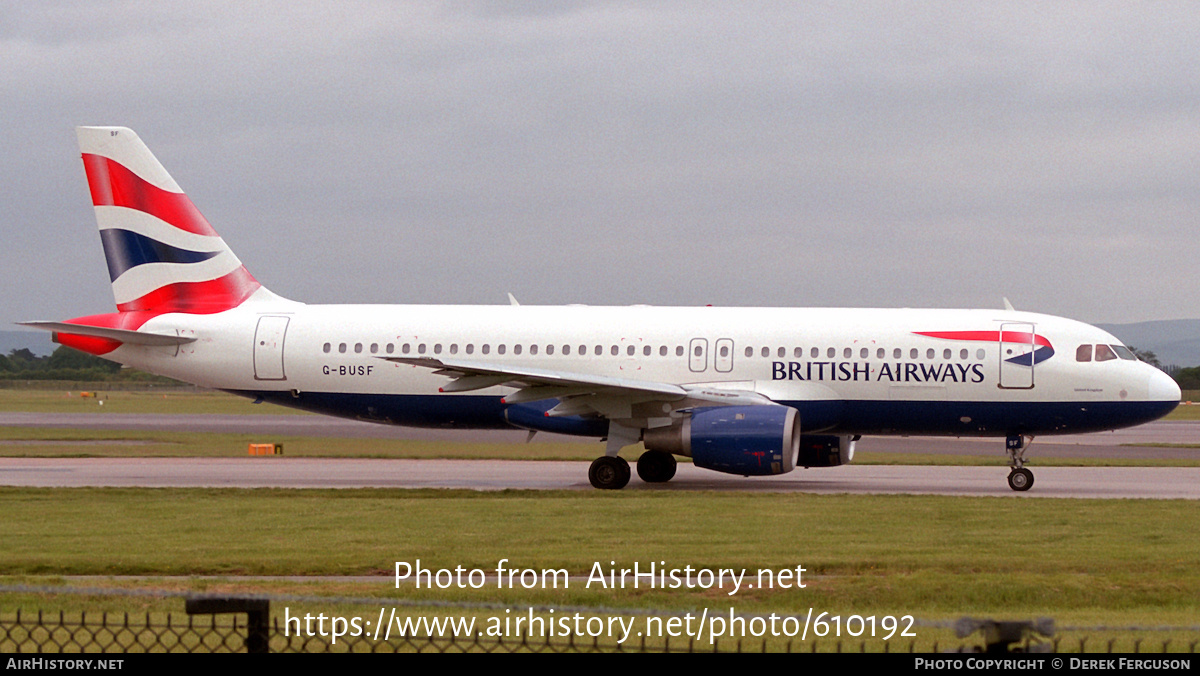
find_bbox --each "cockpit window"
[1094,344,1117,362]
[1076,344,1092,362]
[1112,345,1136,361]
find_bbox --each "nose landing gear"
[1006,434,1035,492]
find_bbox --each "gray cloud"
[3,1,1197,327]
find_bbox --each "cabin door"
[253,315,290,381]
[997,322,1035,389]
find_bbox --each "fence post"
[186,596,270,653]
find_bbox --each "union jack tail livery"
[25,127,284,355]
[78,126,272,315]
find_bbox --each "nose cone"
[1149,368,1182,405]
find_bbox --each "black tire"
[636,450,677,483]
[1007,468,1034,492]
[589,456,631,490]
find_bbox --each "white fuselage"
[108,301,1179,438]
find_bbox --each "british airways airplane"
[23,127,1181,491]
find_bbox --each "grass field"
[1,487,1197,650]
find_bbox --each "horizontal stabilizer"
[18,321,197,347]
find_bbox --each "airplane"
[22,127,1182,491]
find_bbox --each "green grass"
[0,487,1196,650]
[0,388,307,415]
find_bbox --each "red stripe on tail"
[81,154,219,237]
[115,265,261,314]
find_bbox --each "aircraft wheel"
[1007,468,1034,492]
[589,456,631,490]
[636,450,677,483]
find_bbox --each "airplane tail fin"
[76,126,276,314]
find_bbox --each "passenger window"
[827,347,836,358]
[777,347,786,358]
[893,348,901,359]
[450,344,458,355]
[745,346,754,358]
[323,343,331,354]
[355,343,363,354]
[876,348,884,359]
[1095,344,1116,362]
[659,346,667,356]
[959,349,967,360]
[627,345,635,356]
[943,349,951,360]
[910,348,918,359]
[693,345,702,357]
[811,347,819,358]
[643,346,651,356]
[498,345,507,355]
[843,347,851,358]
[794,347,803,358]
[417,344,426,354]
[976,348,985,360]
[561,345,569,355]
[402,343,410,354]
[466,344,475,355]
[720,346,730,357]
[529,344,537,355]
[1076,345,1092,362]
[926,348,934,359]
[370,343,378,354]
[676,346,684,356]
[386,344,394,354]
[545,345,553,355]
[860,348,868,358]
[595,345,602,356]
[339,343,347,353]
[434,344,442,354]
[611,345,619,356]
[762,347,770,358]
[482,344,490,355]
[513,344,522,355]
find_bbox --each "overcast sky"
[3,2,1197,328]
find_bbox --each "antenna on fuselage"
[1003,297,1016,312]
[507,293,520,306]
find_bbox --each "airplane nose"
[1149,368,1182,403]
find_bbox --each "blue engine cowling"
[643,405,801,476]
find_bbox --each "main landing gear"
[636,450,677,483]
[1005,434,1035,492]
[588,456,630,490]
[588,424,677,490]
[588,451,678,489]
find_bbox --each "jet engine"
[643,405,801,476]
[796,434,856,467]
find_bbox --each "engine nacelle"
[797,434,856,467]
[643,405,800,476]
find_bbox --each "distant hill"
[1096,319,1200,368]
[0,330,55,357]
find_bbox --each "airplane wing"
[380,356,775,422]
